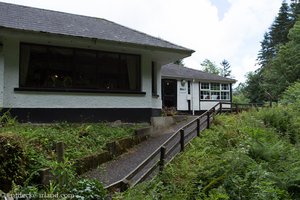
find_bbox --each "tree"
[243,71,266,103]
[200,59,221,75]
[269,2,292,50]
[262,18,300,100]
[244,1,300,104]
[220,59,232,77]
[281,81,300,110]
[257,1,297,68]
[290,0,300,23]
[257,32,273,67]
[174,59,184,66]
[232,83,250,104]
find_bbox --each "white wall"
[173,79,233,112]
[177,81,200,111]
[177,80,188,111]
[200,101,219,110]
[0,48,4,107]
[1,33,163,109]
[192,82,199,111]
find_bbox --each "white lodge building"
[161,64,236,113]
[0,2,194,122]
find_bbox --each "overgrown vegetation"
[0,120,143,168]
[0,114,144,197]
[9,159,107,199]
[0,134,29,192]
[116,96,300,199]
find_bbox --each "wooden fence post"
[219,103,222,114]
[180,129,185,152]
[206,112,210,129]
[196,118,200,137]
[56,142,65,163]
[159,146,166,172]
[236,104,239,114]
[120,179,130,192]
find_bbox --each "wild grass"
[0,114,145,196]
[0,120,144,170]
[115,108,300,200]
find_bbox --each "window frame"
[17,43,143,94]
[199,82,231,101]
[221,83,230,91]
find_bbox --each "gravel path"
[81,116,199,187]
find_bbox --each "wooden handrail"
[126,148,161,181]
[105,103,223,191]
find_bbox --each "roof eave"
[0,26,195,55]
[161,75,237,83]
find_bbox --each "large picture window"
[19,43,141,92]
[200,83,230,100]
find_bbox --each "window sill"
[200,99,231,102]
[152,93,160,98]
[14,87,146,95]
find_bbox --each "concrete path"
[81,116,200,187]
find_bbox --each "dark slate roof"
[162,63,236,83]
[0,2,194,53]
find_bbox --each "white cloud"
[2,0,283,85]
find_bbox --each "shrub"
[232,93,250,104]
[117,111,300,199]
[280,81,300,108]
[9,160,107,200]
[0,109,17,127]
[71,179,107,200]
[0,134,29,192]
[255,107,299,143]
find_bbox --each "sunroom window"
[211,83,220,90]
[19,43,141,92]
[200,83,209,90]
[221,83,229,91]
[200,83,230,100]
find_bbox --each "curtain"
[127,56,137,90]
[20,45,31,86]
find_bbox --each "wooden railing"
[221,103,265,113]
[105,102,261,192]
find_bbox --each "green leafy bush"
[281,81,300,107]
[0,134,28,192]
[71,179,107,200]
[117,110,300,200]
[0,109,17,127]
[0,120,143,198]
[263,108,298,144]
[9,160,107,200]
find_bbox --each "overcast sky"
[2,0,283,84]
